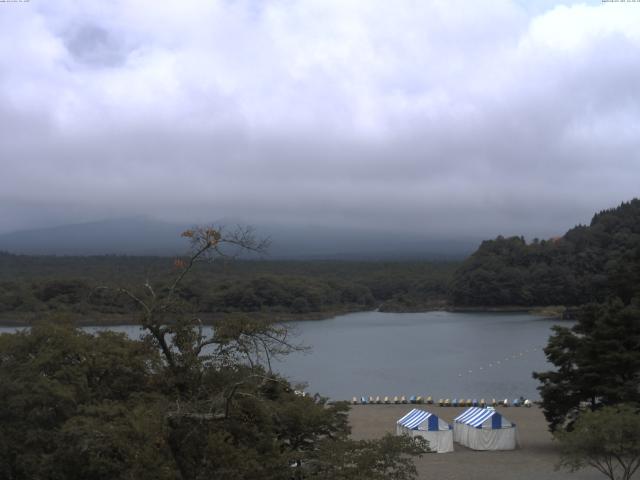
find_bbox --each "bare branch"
[144,279,156,299]
[116,287,152,319]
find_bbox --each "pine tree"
[533,299,640,431]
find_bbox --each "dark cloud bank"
[0,0,638,254]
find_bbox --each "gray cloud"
[63,24,130,67]
[0,0,638,239]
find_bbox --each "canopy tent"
[396,408,454,453]
[453,407,518,450]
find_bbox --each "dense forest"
[0,254,457,324]
[2,199,639,324]
[450,199,640,307]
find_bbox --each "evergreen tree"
[450,199,640,307]
[533,299,640,431]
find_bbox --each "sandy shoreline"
[348,405,611,480]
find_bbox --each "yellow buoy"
[393,396,399,404]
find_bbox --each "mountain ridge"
[0,217,480,260]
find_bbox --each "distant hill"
[450,199,640,306]
[0,217,480,260]
[0,217,186,256]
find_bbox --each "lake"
[0,311,559,401]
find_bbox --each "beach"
[349,404,610,480]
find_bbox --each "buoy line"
[454,344,545,378]
[350,396,533,407]
[347,345,545,408]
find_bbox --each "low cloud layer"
[1,0,639,238]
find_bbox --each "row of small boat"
[351,395,532,407]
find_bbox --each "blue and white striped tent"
[396,409,453,453]
[453,407,518,450]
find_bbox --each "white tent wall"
[453,423,518,450]
[464,426,517,450]
[453,422,464,444]
[396,409,454,453]
[403,428,454,454]
[453,408,518,451]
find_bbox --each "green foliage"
[0,256,458,323]
[0,226,427,479]
[53,401,173,480]
[0,321,426,479]
[305,434,428,480]
[0,323,169,480]
[555,404,640,480]
[533,299,640,431]
[451,199,640,307]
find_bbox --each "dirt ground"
[348,404,618,480]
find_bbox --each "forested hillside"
[4,199,639,322]
[0,255,456,324]
[450,199,640,307]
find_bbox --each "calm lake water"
[0,311,560,401]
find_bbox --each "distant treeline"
[450,199,640,307]
[3,199,638,323]
[0,255,457,323]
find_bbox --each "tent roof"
[454,407,502,427]
[397,409,435,429]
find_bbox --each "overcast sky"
[1,0,639,238]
